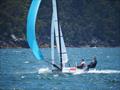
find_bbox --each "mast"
[56,0,63,70]
[51,13,55,68]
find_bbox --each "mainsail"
[27,0,43,60]
[51,0,68,68]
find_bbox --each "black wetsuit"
[86,59,97,70]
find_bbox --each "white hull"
[62,67,120,74]
[62,67,86,74]
[38,67,120,74]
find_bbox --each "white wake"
[73,69,120,75]
[38,68,52,74]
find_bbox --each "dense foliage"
[0,0,120,48]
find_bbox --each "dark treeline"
[0,0,120,48]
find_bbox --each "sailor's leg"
[85,65,90,71]
[77,65,83,69]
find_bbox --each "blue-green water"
[0,48,120,90]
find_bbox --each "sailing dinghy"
[51,0,81,73]
[26,0,120,75]
[27,0,85,73]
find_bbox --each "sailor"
[86,56,97,70]
[77,59,86,69]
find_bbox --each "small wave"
[24,61,30,64]
[53,74,59,77]
[21,75,25,79]
[106,56,110,58]
[12,50,21,53]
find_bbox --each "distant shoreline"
[0,40,120,49]
[1,45,120,49]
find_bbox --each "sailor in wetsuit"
[86,56,97,70]
[77,59,86,69]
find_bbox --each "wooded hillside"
[0,0,120,48]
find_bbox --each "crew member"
[77,59,86,69]
[86,56,97,70]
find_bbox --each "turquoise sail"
[27,0,43,60]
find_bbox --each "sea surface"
[0,48,120,90]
